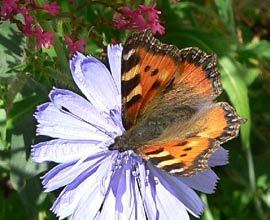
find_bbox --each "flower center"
[108,134,129,152]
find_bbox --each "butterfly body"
[111,104,195,150]
[111,30,245,177]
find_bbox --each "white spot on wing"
[123,49,135,61]
[169,168,184,174]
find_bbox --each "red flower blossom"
[0,0,19,20]
[41,1,60,16]
[114,4,165,35]
[33,27,55,50]
[21,25,32,36]
[21,13,34,36]
[65,36,85,56]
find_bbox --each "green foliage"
[0,0,270,219]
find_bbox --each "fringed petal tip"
[48,87,64,101]
[70,51,85,63]
[34,102,50,118]
[31,139,108,164]
[69,50,121,113]
[69,52,86,76]
[209,147,229,167]
[107,43,123,54]
[178,169,219,195]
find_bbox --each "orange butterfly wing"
[136,102,244,176]
[122,30,222,128]
[122,31,179,127]
[141,137,217,176]
[121,30,245,177]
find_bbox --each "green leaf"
[7,94,44,130]
[10,133,47,191]
[214,0,236,37]
[5,73,28,114]
[0,185,29,220]
[0,21,25,76]
[9,113,48,219]
[10,134,26,191]
[219,57,257,200]
[163,29,236,57]
[0,108,7,149]
[241,40,270,60]
[18,178,47,220]
[219,57,251,149]
[242,67,260,86]
[9,100,48,190]
[262,192,270,208]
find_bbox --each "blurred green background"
[0,0,270,219]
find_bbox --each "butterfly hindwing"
[159,102,245,143]
[134,102,244,176]
[140,138,218,176]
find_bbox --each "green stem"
[246,143,255,193]
[36,0,69,75]
[245,143,265,220]
[1,198,6,220]
[201,194,214,220]
[42,22,69,74]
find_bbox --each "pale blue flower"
[32,45,228,220]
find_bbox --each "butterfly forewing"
[122,30,179,127]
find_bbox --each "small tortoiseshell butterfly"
[109,30,245,177]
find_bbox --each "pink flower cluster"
[1,1,165,55]
[35,1,60,16]
[0,0,59,50]
[114,4,165,35]
[65,36,85,56]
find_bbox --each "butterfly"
[109,30,245,177]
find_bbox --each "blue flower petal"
[143,177,158,219]
[209,147,228,167]
[35,103,111,141]
[147,162,204,218]
[133,180,147,219]
[148,170,190,220]
[51,151,115,219]
[70,53,120,113]
[137,158,147,200]
[101,156,146,220]
[49,88,122,136]
[107,44,122,102]
[42,161,76,185]
[42,152,109,192]
[99,187,117,219]
[178,169,219,194]
[31,139,106,163]
[116,166,135,218]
